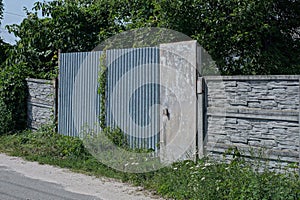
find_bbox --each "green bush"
[0,97,13,134]
[17,125,89,160]
[0,62,28,134]
[136,159,300,200]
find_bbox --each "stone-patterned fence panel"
[204,75,300,169]
[26,78,56,130]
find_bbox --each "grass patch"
[0,127,300,199]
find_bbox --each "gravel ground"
[0,154,165,200]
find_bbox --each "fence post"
[197,77,204,158]
[53,49,61,133]
[159,41,198,163]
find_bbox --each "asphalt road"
[0,154,162,200]
[0,166,100,200]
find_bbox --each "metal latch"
[163,108,170,120]
[197,77,203,94]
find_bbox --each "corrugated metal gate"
[58,47,160,150]
[59,51,102,137]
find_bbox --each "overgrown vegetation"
[3,0,300,77]
[0,127,300,200]
[0,63,28,134]
[157,0,300,75]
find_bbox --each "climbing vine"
[98,51,107,130]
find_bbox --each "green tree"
[4,0,300,77]
[113,0,299,75]
[0,0,25,133]
[155,0,300,75]
[5,0,124,79]
[0,0,10,67]
[0,40,9,67]
[6,13,55,78]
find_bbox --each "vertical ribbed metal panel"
[59,48,160,150]
[58,51,102,137]
[106,47,160,150]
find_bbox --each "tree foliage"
[0,40,9,67]
[5,0,300,76]
[0,0,3,22]
[191,0,300,75]
[5,0,124,79]
[0,62,28,134]
[0,0,10,67]
[139,0,300,75]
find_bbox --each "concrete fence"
[202,76,300,169]
[26,78,57,130]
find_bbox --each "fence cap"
[204,75,300,81]
[26,78,54,84]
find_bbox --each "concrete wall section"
[27,78,56,130]
[204,75,300,168]
[160,41,198,163]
